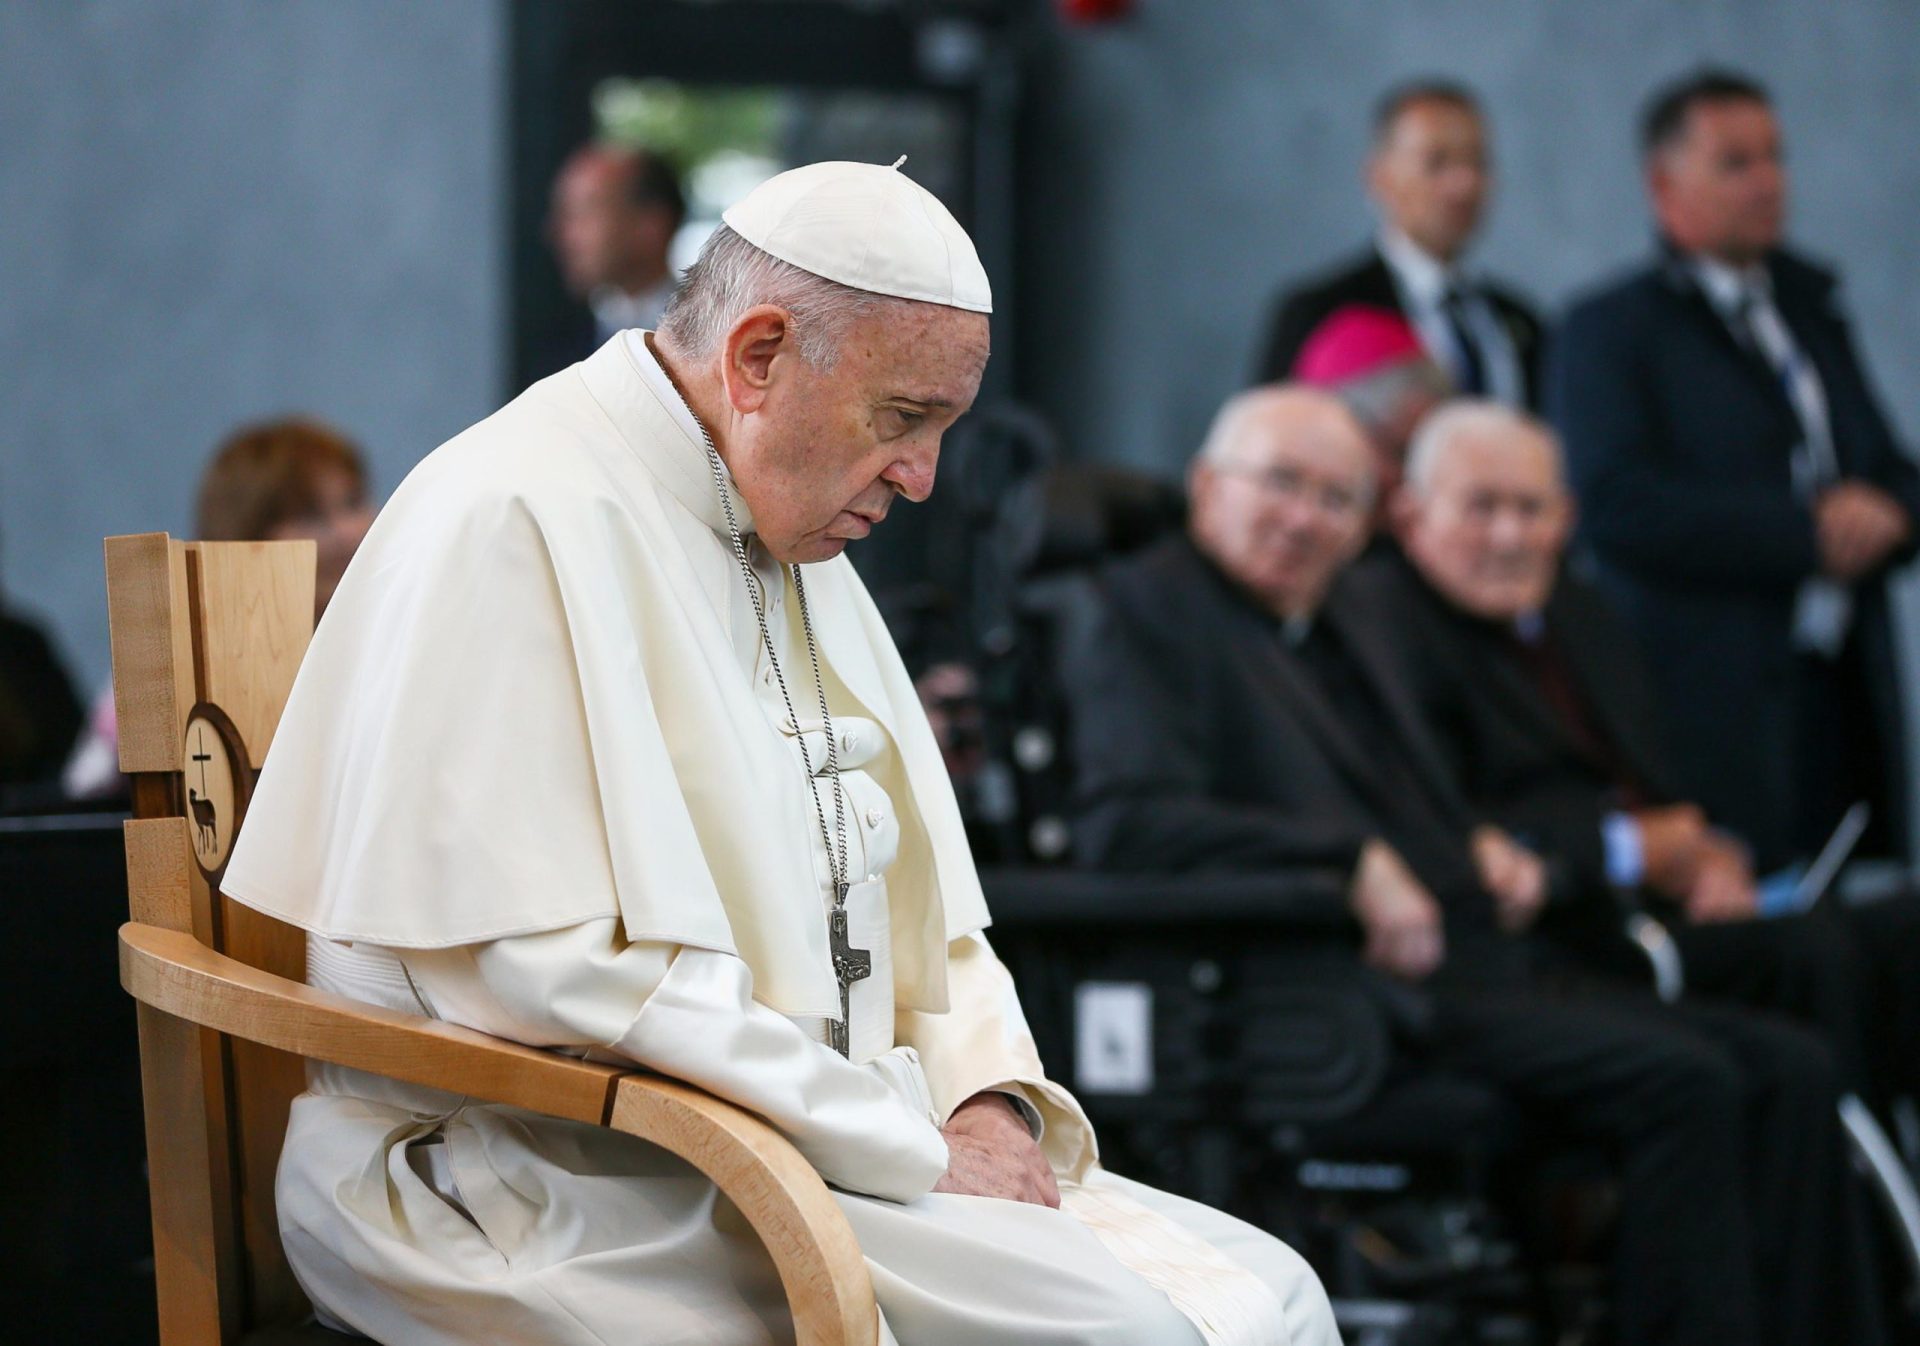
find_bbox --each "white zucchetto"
[721,159,993,314]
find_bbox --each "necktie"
[1731,285,1837,488]
[1729,283,1852,654]
[1440,286,1488,396]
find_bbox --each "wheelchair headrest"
[1030,464,1187,578]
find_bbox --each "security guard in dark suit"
[1550,69,1920,870]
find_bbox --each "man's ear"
[1337,513,1376,570]
[1550,492,1578,555]
[1645,158,1677,229]
[1184,461,1215,550]
[1364,149,1389,208]
[721,306,796,414]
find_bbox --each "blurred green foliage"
[592,79,782,170]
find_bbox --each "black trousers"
[1793,642,1897,862]
[1848,897,1920,1108]
[1672,895,1920,1111]
[1424,984,1881,1346]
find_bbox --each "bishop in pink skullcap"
[1291,305,1427,385]
[1287,304,1451,514]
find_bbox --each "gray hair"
[1403,398,1563,495]
[1335,357,1451,434]
[1196,384,1379,506]
[656,224,907,370]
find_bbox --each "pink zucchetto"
[1292,305,1426,386]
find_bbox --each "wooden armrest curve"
[119,922,624,1122]
[611,1076,878,1346]
[118,922,878,1345]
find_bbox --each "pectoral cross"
[827,896,871,1058]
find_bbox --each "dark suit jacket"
[1349,550,1688,921]
[1252,246,1546,407]
[1068,536,1514,978]
[1549,245,1920,864]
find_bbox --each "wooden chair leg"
[137,1002,242,1345]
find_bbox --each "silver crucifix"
[827,899,872,1058]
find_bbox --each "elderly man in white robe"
[223,160,1337,1346]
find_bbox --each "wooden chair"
[107,533,876,1346]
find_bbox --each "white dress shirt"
[1378,227,1525,406]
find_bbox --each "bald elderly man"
[224,162,1334,1346]
[1070,386,1878,1346]
[1363,398,1920,1135]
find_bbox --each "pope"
[224,160,1337,1346]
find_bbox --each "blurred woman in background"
[63,416,375,798]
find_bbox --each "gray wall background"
[1016,0,1920,850]
[1023,0,1920,473]
[0,0,506,691]
[4,0,1918,800]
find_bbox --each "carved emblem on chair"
[182,710,247,874]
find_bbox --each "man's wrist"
[948,1090,1034,1138]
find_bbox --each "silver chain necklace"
[685,406,872,1057]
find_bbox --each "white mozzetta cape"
[224,336,990,1018]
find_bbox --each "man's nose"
[1272,491,1321,535]
[1488,509,1528,549]
[884,445,938,503]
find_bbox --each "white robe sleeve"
[397,918,951,1204]
[896,932,1100,1184]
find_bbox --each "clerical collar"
[1379,226,1467,306]
[611,329,756,538]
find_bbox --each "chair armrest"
[610,1076,877,1346]
[119,921,625,1122]
[1620,911,1685,1004]
[119,922,878,1346]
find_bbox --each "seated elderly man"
[1069,385,1883,1346]
[222,162,1334,1346]
[1359,398,1920,1119]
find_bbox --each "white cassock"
[223,332,1337,1346]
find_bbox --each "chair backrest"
[106,533,317,1344]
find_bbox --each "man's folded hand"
[1351,839,1446,981]
[932,1092,1060,1208]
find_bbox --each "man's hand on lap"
[1350,839,1445,981]
[1470,825,1549,932]
[932,1092,1060,1208]
[1683,834,1759,924]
